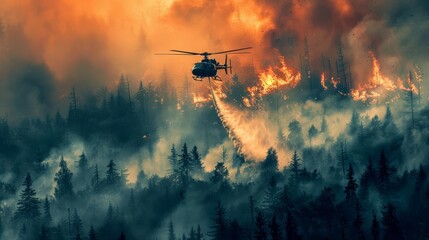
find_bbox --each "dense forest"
[0,71,428,240]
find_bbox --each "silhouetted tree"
[287,120,304,150]
[263,176,280,213]
[338,141,348,179]
[255,210,267,240]
[314,187,336,233]
[349,110,360,134]
[371,211,380,240]
[286,211,301,240]
[289,151,301,195]
[15,172,41,222]
[382,202,403,240]
[191,146,204,174]
[168,144,179,177]
[106,160,120,186]
[168,219,176,240]
[72,209,83,238]
[211,162,229,184]
[54,156,74,200]
[321,116,328,133]
[360,159,377,198]
[269,214,281,240]
[91,164,99,187]
[415,163,427,191]
[88,225,97,240]
[261,148,279,175]
[353,200,365,240]
[197,224,203,240]
[383,106,397,135]
[345,164,358,201]
[308,124,319,146]
[209,201,228,240]
[378,151,391,195]
[77,153,88,172]
[179,143,192,184]
[42,195,52,226]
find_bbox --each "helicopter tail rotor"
[229,58,232,74]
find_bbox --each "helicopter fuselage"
[192,60,217,78]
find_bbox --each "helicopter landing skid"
[211,75,222,81]
[192,76,222,81]
[192,76,204,81]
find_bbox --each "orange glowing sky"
[0,0,427,105]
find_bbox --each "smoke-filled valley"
[1,0,429,240]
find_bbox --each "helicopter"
[156,47,252,81]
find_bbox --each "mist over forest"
[1,0,429,240]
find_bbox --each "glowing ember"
[331,77,340,89]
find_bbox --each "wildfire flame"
[351,51,397,102]
[245,56,301,106]
[320,73,328,90]
[192,93,211,106]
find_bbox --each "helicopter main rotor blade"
[155,53,195,55]
[226,52,252,55]
[210,47,253,55]
[170,50,200,55]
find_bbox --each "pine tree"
[168,144,179,176]
[345,163,358,201]
[88,225,97,240]
[371,211,380,240]
[381,202,403,240]
[72,209,83,238]
[285,211,300,240]
[42,195,52,226]
[269,214,281,240]
[287,120,304,150]
[104,203,115,226]
[255,210,267,240]
[321,115,328,133]
[289,151,301,195]
[210,162,229,184]
[91,164,99,187]
[378,150,390,195]
[190,146,204,174]
[353,200,365,240]
[338,141,348,179]
[106,160,120,186]
[77,153,88,172]
[15,172,41,222]
[189,226,196,240]
[54,156,74,200]
[209,201,228,240]
[179,143,192,183]
[263,176,280,213]
[383,105,397,135]
[197,225,203,240]
[349,110,360,134]
[261,148,279,174]
[308,124,319,146]
[360,159,377,198]
[415,163,427,191]
[168,219,176,240]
